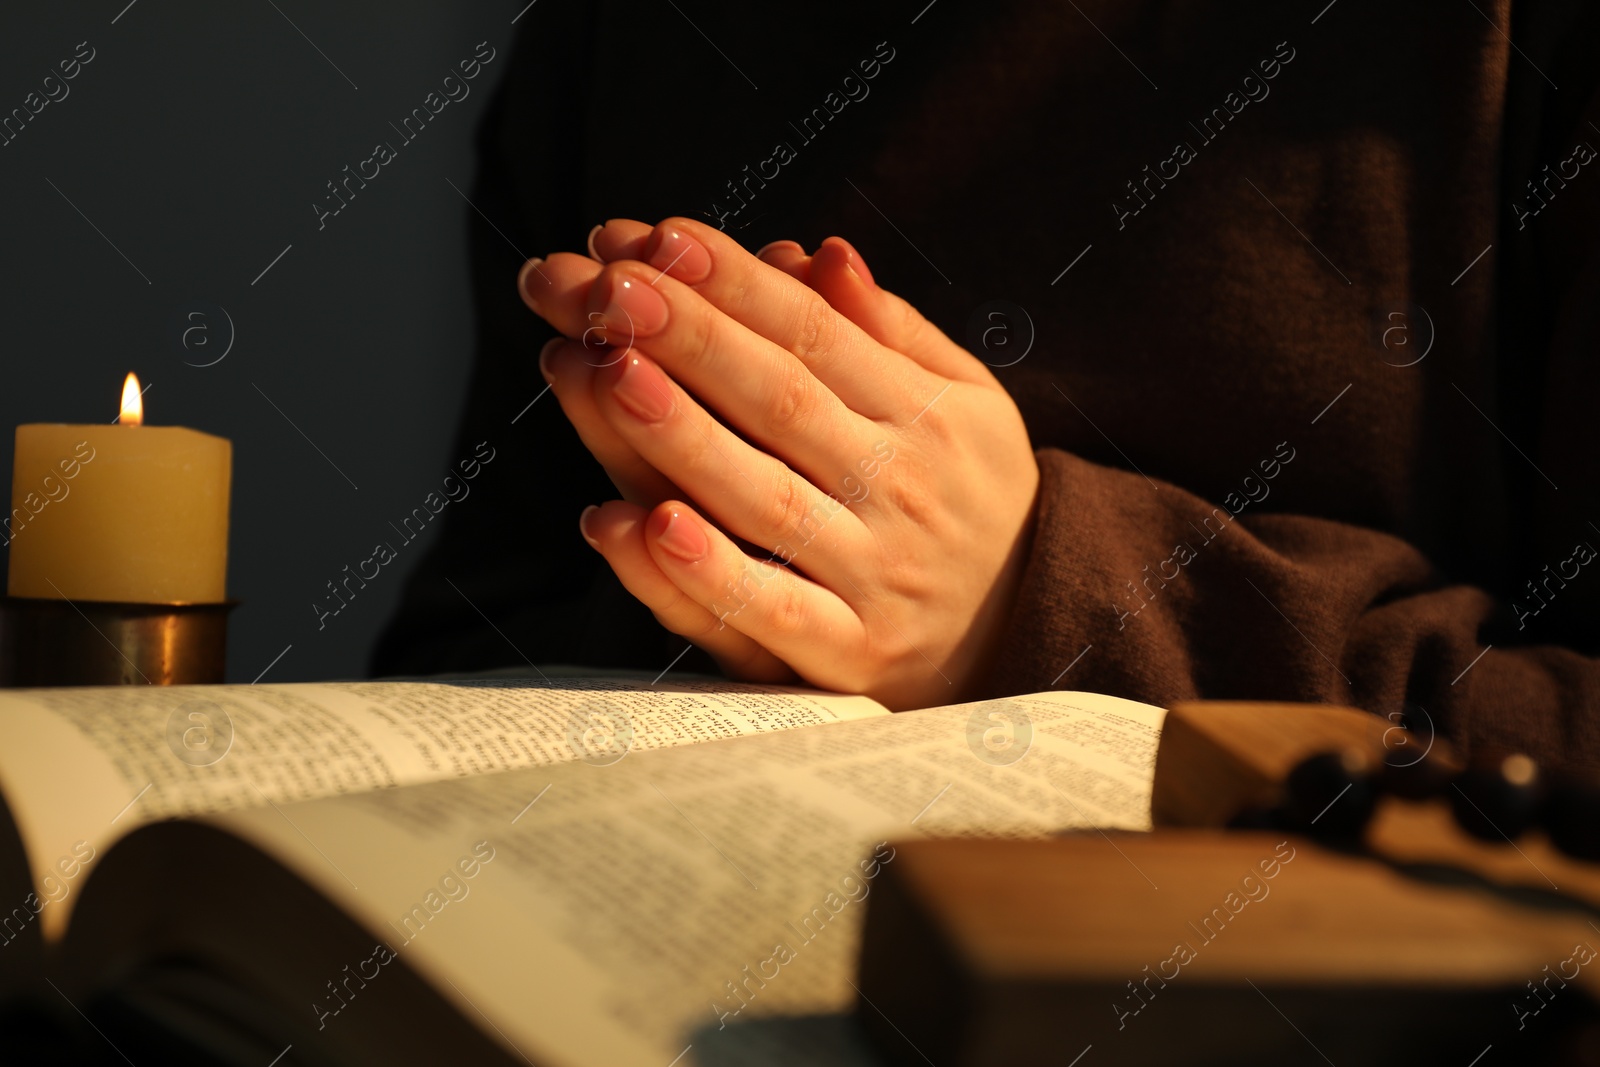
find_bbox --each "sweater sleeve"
[977,0,1600,769]
[976,446,1600,768]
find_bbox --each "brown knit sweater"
[374,0,1600,768]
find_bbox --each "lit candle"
[6,373,231,603]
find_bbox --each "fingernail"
[652,506,707,562]
[538,337,561,384]
[607,354,675,423]
[647,226,711,283]
[578,505,601,548]
[518,257,547,310]
[585,224,604,261]
[601,272,669,336]
[828,237,874,287]
[756,239,803,260]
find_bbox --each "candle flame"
[120,372,143,426]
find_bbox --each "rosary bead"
[1285,749,1378,840]
[1450,749,1543,841]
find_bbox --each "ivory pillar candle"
[6,373,231,604]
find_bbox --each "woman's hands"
[519,217,1039,710]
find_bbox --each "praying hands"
[517,217,1039,710]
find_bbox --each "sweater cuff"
[970,447,1194,707]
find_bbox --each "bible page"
[196,690,1164,1066]
[0,676,887,940]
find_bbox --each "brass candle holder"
[0,596,237,687]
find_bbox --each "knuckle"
[754,469,811,544]
[720,274,755,320]
[765,365,818,440]
[881,556,935,607]
[886,478,939,533]
[755,473,845,556]
[760,576,807,639]
[790,296,840,364]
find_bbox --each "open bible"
[0,673,1165,1066]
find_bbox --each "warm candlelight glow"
[120,372,143,427]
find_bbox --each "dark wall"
[0,1,516,682]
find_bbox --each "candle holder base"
[0,597,237,687]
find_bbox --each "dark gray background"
[0,0,524,682]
